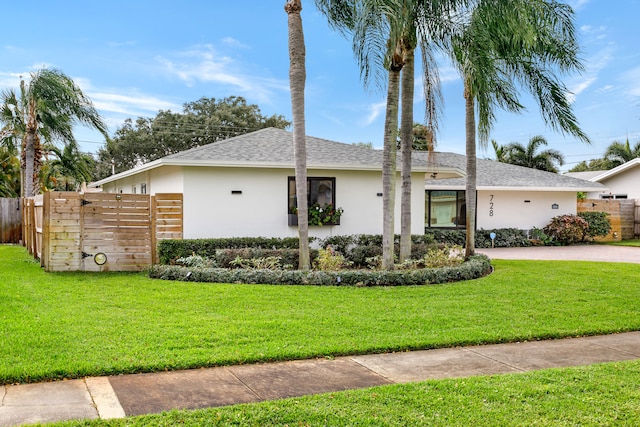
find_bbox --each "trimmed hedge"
[157,229,536,266]
[148,255,491,287]
[158,237,301,264]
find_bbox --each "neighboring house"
[566,158,640,200]
[91,128,604,238]
[91,128,461,239]
[419,152,606,230]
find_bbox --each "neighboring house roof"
[92,128,462,187]
[584,157,640,183]
[563,170,606,181]
[418,152,606,192]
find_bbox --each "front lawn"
[1,244,639,384]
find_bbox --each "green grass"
[1,244,639,385]
[54,360,640,426]
[605,239,640,247]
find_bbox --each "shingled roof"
[163,127,440,172]
[416,151,606,191]
[92,128,604,193]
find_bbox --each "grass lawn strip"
[1,245,639,385]
[52,360,640,426]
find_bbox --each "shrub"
[314,245,352,271]
[543,214,589,245]
[216,248,316,269]
[424,245,465,268]
[148,255,491,287]
[578,211,611,241]
[158,238,304,265]
[349,245,383,268]
[175,254,216,268]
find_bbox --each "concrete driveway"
[477,245,640,263]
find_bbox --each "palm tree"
[0,68,108,197]
[450,0,588,258]
[491,140,507,162]
[42,142,94,191]
[504,135,566,173]
[604,138,640,168]
[0,147,20,197]
[316,0,456,268]
[285,0,310,270]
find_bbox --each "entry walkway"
[1,332,639,426]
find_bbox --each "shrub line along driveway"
[477,245,640,263]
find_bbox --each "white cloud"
[361,101,386,126]
[569,0,590,10]
[156,44,288,103]
[621,66,640,97]
[107,40,136,48]
[221,37,250,49]
[73,77,180,118]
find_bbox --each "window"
[425,190,466,228]
[288,177,339,225]
[600,194,627,200]
[140,183,147,195]
[288,177,336,212]
[132,185,137,194]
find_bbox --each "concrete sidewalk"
[1,332,639,426]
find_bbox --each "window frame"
[288,176,338,226]
[425,190,470,230]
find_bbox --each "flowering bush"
[543,214,589,245]
[294,203,343,226]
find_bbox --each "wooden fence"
[636,200,640,237]
[23,192,182,272]
[0,198,22,244]
[577,199,636,241]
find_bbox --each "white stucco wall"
[98,166,182,195]
[180,166,425,239]
[476,190,577,230]
[587,166,640,199]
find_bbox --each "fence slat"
[0,198,22,244]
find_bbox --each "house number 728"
[489,194,494,217]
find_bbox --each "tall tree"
[42,141,94,191]
[504,135,566,172]
[96,97,290,179]
[0,69,108,197]
[285,0,311,270]
[491,139,507,162]
[316,0,452,268]
[0,147,20,197]
[604,138,640,168]
[450,0,588,257]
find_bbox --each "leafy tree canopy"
[95,96,290,179]
[568,158,614,172]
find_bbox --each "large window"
[425,190,466,228]
[288,177,336,213]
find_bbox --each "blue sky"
[2,0,639,171]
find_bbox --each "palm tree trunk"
[23,132,37,197]
[285,0,310,270]
[464,83,476,259]
[382,67,401,270]
[399,47,414,263]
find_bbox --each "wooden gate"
[0,198,22,244]
[38,192,182,272]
